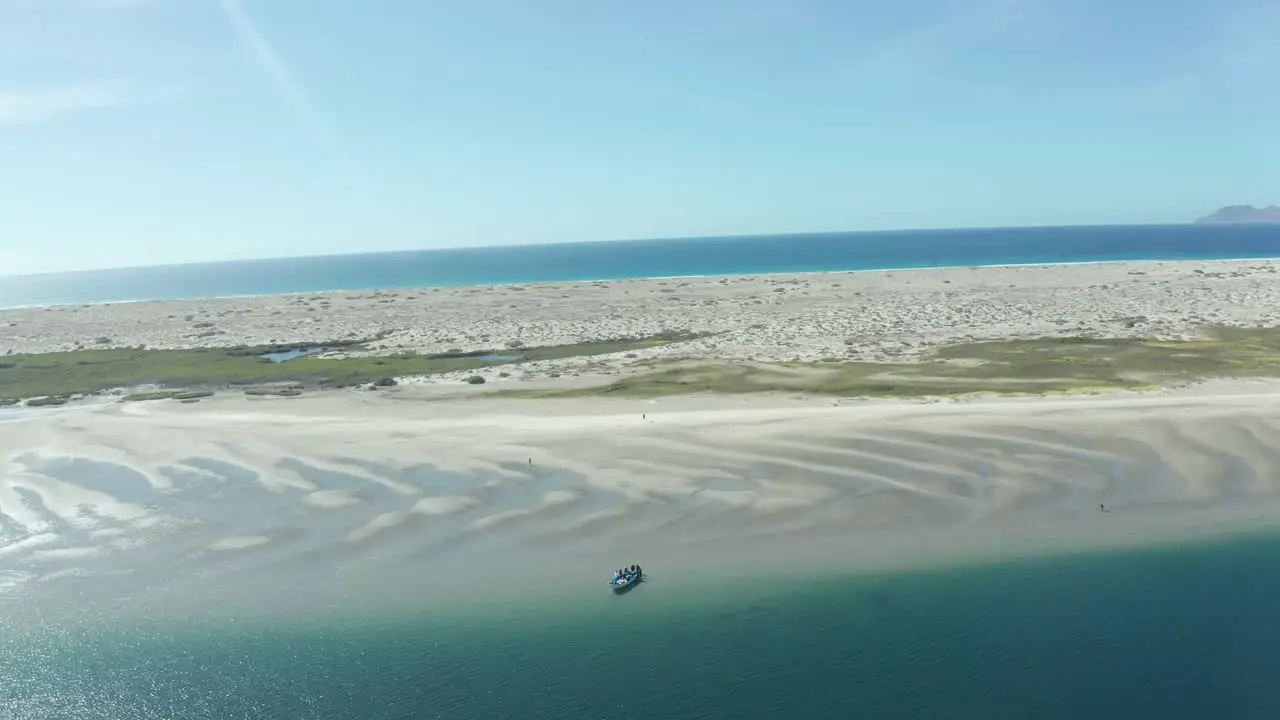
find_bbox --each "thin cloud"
[2,0,156,8]
[217,0,403,235]
[0,85,131,125]
[1130,0,1280,106]
[1207,1,1280,74]
[217,0,325,141]
[835,0,1058,89]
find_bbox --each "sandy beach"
[4,379,1280,622]
[2,259,1279,385]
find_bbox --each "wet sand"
[3,380,1280,623]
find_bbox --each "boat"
[608,566,643,592]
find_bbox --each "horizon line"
[0,220,1212,280]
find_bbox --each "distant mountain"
[1194,205,1280,224]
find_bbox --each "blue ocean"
[2,223,1278,307]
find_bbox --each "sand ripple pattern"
[2,393,1279,618]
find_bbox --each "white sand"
[1,259,1278,384]
[3,381,1280,619]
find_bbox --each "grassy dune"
[507,326,1280,398]
[0,332,706,402]
[5,326,1280,404]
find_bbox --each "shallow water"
[259,347,331,362]
[4,532,1280,719]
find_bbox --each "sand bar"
[3,380,1280,621]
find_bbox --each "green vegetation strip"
[502,326,1280,399]
[7,326,1280,404]
[0,332,709,402]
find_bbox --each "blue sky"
[1,0,1277,274]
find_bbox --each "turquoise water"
[260,347,332,362]
[5,532,1280,719]
[1,223,1277,307]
